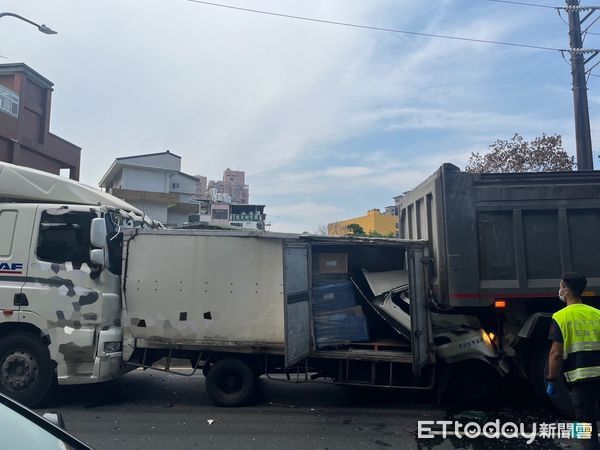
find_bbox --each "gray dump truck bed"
[396,164,600,307]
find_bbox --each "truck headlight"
[481,330,497,349]
[104,341,122,353]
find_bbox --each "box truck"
[0,161,499,407]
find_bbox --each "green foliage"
[345,223,365,236]
[365,230,396,238]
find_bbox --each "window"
[171,182,180,189]
[0,85,19,118]
[212,209,229,220]
[36,211,94,265]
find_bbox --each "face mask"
[558,288,568,302]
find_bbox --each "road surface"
[42,369,565,450]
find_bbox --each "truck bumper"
[57,327,123,385]
[92,352,123,382]
[93,326,123,382]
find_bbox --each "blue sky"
[1,0,598,231]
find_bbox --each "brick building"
[0,63,80,180]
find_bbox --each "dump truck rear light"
[494,300,506,309]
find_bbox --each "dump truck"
[0,161,500,407]
[396,163,600,411]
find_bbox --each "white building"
[99,151,200,225]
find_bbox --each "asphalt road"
[40,369,566,450]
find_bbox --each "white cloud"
[322,166,374,177]
[0,0,579,232]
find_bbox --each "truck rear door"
[407,245,435,374]
[283,242,313,367]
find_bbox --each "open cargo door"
[407,246,435,374]
[283,242,313,367]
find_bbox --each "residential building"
[185,167,264,229]
[208,168,249,204]
[194,175,208,199]
[209,203,230,226]
[328,209,399,236]
[99,150,199,225]
[189,200,266,230]
[0,63,80,179]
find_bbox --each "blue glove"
[546,382,556,397]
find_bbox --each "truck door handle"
[13,293,28,307]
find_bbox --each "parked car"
[0,392,92,450]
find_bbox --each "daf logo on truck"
[0,263,23,274]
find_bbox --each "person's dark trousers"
[571,380,600,450]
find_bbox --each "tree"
[465,133,575,173]
[313,224,329,235]
[323,222,349,236]
[345,223,365,236]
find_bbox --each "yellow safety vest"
[553,303,600,383]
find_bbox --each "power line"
[186,0,561,52]
[486,0,559,9]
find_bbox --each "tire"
[529,343,574,417]
[205,358,256,407]
[0,332,54,407]
[447,362,499,408]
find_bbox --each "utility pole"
[566,0,595,170]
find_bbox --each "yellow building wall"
[328,209,398,236]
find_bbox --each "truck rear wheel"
[446,362,499,408]
[205,358,255,407]
[0,332,54,407]
[529,343,573,416]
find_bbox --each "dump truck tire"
[0,332,54,407]
[529,343,573,416]
[205,358,255,407]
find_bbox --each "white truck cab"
[0,162,150,406]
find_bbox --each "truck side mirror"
[90,248,105,267]
[90,218,107,248]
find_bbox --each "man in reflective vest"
[548,272,600,449]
